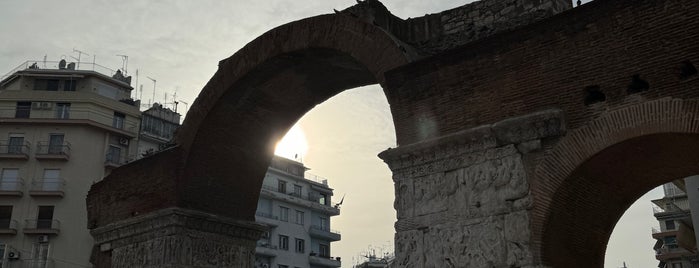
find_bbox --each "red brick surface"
[87,0,699,266]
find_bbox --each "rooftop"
[1,60,133,88]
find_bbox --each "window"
[55,103,70,119]
[34,79,59,91]
[106,145,122,164]
[319,244,329,257]
[42,169,60,191]
[64,79,77,91]
[36,206,54,229]
[278,235,289,250]
[295,238,305,253]
[319,193,327,206]
[280,206,289,222]
[278,180,287,193]
[295,210,304,225]
[665,236,678,248]
[293,185,302,197]
[666,220,676,230]
[31,242,50,268]
[7,135,24,154]
[113,112,125,129]
[0,206,12,229]
[48,134,64,154]
[0,169,19,191]
[320,217,328,230]
[15,102,31,118]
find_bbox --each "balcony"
[0,141,30,160]
[29,178,65,197]
[23,219,60,234]
[105,153,130,168]
[23,260,55,268]
[651,227,678,239]
[308,255,341,267]
[0,219,19,234]
[35,142,71,160]
[255,211,279,227]
[655,245,694,261]
[259,185,340,216]
[0,178,24,196]
[256,241,278,257]
[309,225,341,241]
[0,107,140,137]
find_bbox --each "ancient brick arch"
[532,98,699,267]
[170,13,412,219]
[86,0,699,267]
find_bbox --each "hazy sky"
[0,0,662,267]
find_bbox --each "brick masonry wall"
[343,0,571,56]
[386,0,699,146]
[383,0,699,266]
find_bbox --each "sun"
[274,124,309,161]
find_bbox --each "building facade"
[137,103,181,158]
[255,156,342,268]
[652,179,699,268]
[0,60,141,267]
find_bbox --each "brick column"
[379,110,565,268]
[90,207,266,268]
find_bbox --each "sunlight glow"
[274,124,308,161]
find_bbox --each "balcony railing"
[22,259,55,268]
[2,60,120,81]
[105,153,131,168]
[0,140,30,159]
[0,108,139,135]
[23,219,60,234]
[309,225,342,241]
[29,178,66,197]
[308,255,342,267]
[305,173,329,185]
[0,219,18,234]
[35,142,71,160]
[0,178,24,196]
[310,225,341,235]
[255,211,278,220]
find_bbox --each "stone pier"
[90,208,266,268]
[379,110,565,267]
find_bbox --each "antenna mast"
[147,76,156,106]
[72,48,89,69]
[116,55,129,75]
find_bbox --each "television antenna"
[116,55,128,74]
[147,76,156,106]
[72,48,89,69]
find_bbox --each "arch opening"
[541,133,699,267]
[170,14,410,221]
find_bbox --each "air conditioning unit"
[40,102,53,109]
[38,235,49,243]
[32,102,53,110]
[118,138,129,146]
[7,249,20,260]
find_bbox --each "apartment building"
[255,156,342,268]
[0,59,140,267]
[651,178,699,268]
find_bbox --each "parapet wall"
[343,0,572,56]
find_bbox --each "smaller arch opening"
[584,85,606,106]
[541,133,699,268]
[680,61,698,80]
[627,74,650,94]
